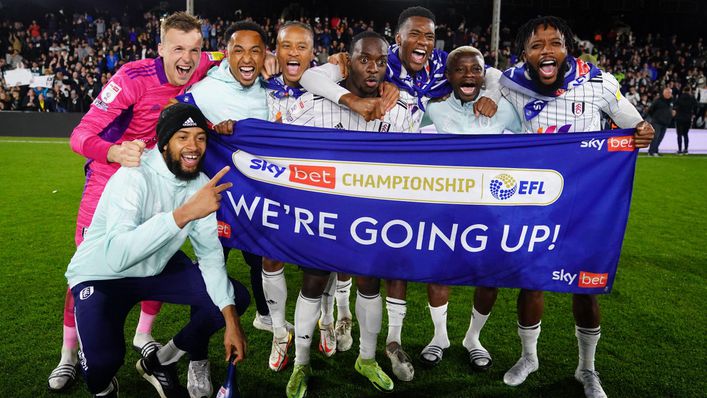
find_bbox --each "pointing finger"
[209,166,230,185]
[215,182,233,193]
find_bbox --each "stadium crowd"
[1,8,705,124]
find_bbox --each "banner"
[203,119,638,294]
[29,75,55,88]
[2,69,33,87]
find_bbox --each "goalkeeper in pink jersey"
[48,12,223,394]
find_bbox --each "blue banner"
[203,119,638,294]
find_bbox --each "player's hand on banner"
[340,93,385,121]
[107,139,146,167]
[379,82,400,113]
[224,318,247,364]
[173,166,232,227]
[262,52,279,79]
[214,119,235,135]
[633,120,655,148]
[474,96,498,118]
[328,52,349,79]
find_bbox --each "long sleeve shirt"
[65,149,235,310]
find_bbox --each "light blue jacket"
[426,89,522,134]
[65,149,235,310]
[188,61,268,124]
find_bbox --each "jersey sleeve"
[189,206,235,310]
[599,72,643,129]
[299,63,349,104]
[69,69,140,163]
[482,67,503,104]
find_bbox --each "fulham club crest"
[572,102,585,116]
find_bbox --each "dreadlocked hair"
[514,16,576,58]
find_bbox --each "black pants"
[675,120,691,152]
[648,123,667,155]
[223,247,269,316]
[73,251,250,393]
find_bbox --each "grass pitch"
[0,137,704,397]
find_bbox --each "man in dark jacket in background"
[673,86,698,154]
[647,87,674,156]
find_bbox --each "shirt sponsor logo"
[233,151,563,205]
[100,81,122,104]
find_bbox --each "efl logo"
[608,136,634,152]
[289,165,336,189]
[578,271,609,288]
[217,221,231,239]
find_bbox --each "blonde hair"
[446,46,485,69]
[160,11,202,39]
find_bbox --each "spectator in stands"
[0,91,8,110]
[626,86,640,107]
[6,89,21,110]
[65,89,83,112]
[21,88,38,111]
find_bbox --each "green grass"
[0,137,705,397]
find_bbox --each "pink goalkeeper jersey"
[70,52,223,244]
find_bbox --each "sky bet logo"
[490,174,546,201]
[289,165,336,189]
[250,159,286,178]
[552,269,609,288]
[581,136,634,152]
[580,138,606,151]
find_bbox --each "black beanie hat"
[156,103,209,152]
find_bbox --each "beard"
[164,147,203,181]
[527,59,570,95]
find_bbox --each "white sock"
[428,303,450,348]
[294,292,321,365]
[385,297,406,345]
[156,340,186,365]
[575,325,601,371]
[463,307,490,350]
[319,273,337,326]
[356,291,382,360]
[59,345,78,366]
[335,277,353,320]
[262,268,288,333]
[518,322,541,361]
